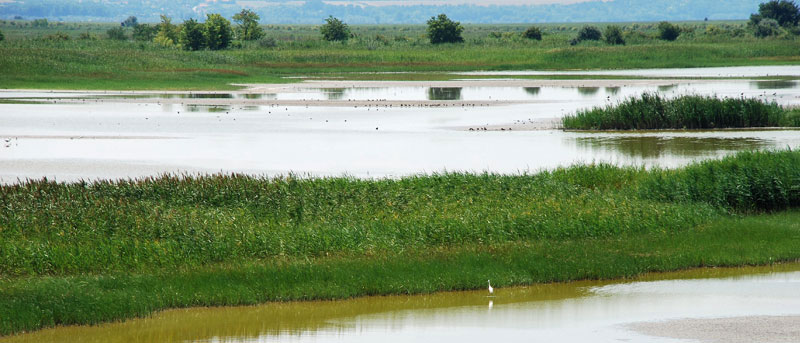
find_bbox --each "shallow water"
[456,65,800,78]
[1,78,799,183]
[3,263,799,343]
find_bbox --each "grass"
[0,21,799,90]
[1,150,800,335]
[562,94,800,130]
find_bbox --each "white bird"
[488,280,494,295]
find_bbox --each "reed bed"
[561,93,797,130]
[1,150,800,336]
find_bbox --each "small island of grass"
[562,93,800,130]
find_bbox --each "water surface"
[3,263,798,343]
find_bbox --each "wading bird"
[488,280,494,295]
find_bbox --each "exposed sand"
[628,316,800,343]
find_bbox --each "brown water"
[3,263,799,343]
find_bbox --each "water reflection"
[577,87,600,96]
[428,87,462,100]
[524,87,541,97]
[657,84,677,92]
[182,104,232,112]
[575,136,771,159]
[751,80,799,90]
[321,88,347,100]
[605,87,620,95]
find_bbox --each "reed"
[562,93,795,130]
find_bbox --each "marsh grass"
[562,93,796,130]
[1,150,800,336]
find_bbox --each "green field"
[0,20,799,90]
[1,150,800,335]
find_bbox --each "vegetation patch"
[562,93,798,130]
[1,150,800,335]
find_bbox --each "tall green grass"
[562,93,796,130]
[1,150,800,336]
[2,211,800,336]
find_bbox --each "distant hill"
[0,0,765,24]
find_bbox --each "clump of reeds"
[562,93,793,130]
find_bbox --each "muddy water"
[1,78,799,183]
[3,263,798,343]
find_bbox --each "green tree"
[32,19,48,28]
[577,25,602,41]
[523,26,542,40]
[179,19,206,51]
[106,26,127,41]
[426,14,464,44]
[204,13,233,50]
[156,15,178,43]
[320,16,350,41]
[658,21,681,41]
[755,0,800,27]
[0,30,4,42]
[233,9,264,41]
[121,16,138,27]
[604,25,625,45]
[132,24,156,41]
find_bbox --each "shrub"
[132,24,156,41]
[233,9,264,41]
[106,26,127,40]
[258,36,277,48]
[78,32,98,40]
[320,16,350,41]
[0,30,4,42]
[204,13,233,50]
[523,26,542,40]
[32,18,48,28]
[755,18,783,37]
[577,25,602,41]
[179,18,205,51]
[658,21,681,41]
[427,14,464,44]
[45,32,70,41]
[604,25,625,45]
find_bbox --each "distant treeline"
[1,0,765,24]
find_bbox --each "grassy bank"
[1,150,800,335]
[562,94,800,130]
[1,23,799,90]
[3,212,800,336]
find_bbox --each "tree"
[204,13,233,50]
[0,30,4,42]
[755,18,782,37]
[427,14,464,44]
[233,9,264,41]
[523,26,542,40]
[755,0,800,27]
[577,25,602,41]
[156,15,178,43]
[604,25,625,45]
[320,16,350,41]
[132,24,156,41]
[658,21,681,41]
[106,26,127,40]
[179,19,205,51]
[121,16,137,27]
